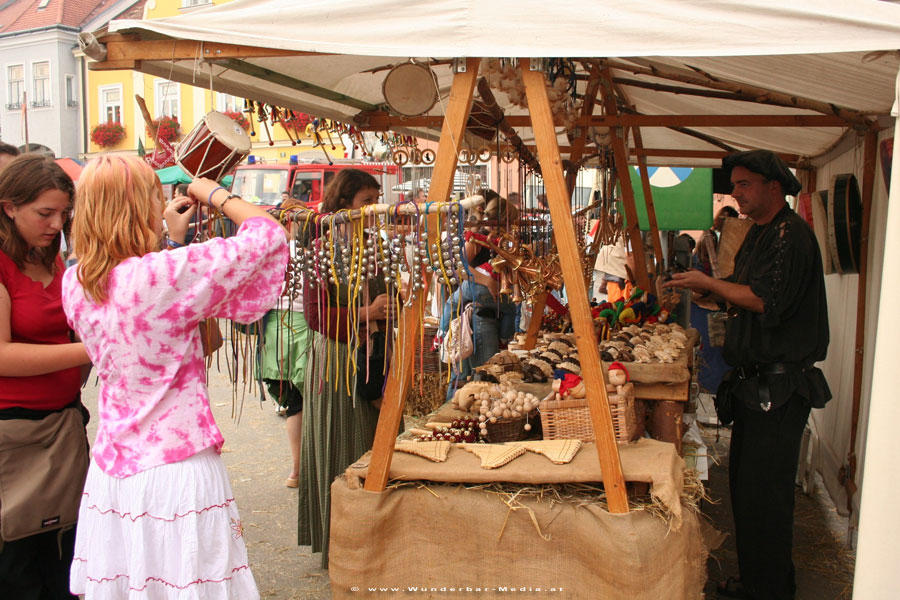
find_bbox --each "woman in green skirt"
[299,170,390,568]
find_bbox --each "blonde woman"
[63,155,288,598]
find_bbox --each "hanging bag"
[0,407,89,541]
[441,303,475,365]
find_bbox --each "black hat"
[722,150,802,196]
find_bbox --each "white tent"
[84,1,900,595]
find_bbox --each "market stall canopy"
[82,0,900,167]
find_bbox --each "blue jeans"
[439,280,515,383]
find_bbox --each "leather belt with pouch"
[735,362,796,412]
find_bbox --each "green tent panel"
[155,165,234,188]
[155,165,192,185]
[618,167,713,231]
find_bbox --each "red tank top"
[0,251,81,410]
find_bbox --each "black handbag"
[714,370,737,425]
[356,331,388,404]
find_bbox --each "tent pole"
[364,57,481,493]
[631,125,665,282]
[521,58,629,513]
[598,67,652,292]
[841,129,878,522]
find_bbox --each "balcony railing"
[30,99,51,108]
[5,102,21,110]
[66,100,78,107]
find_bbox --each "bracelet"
[219,194,240,212]
[207,186,225,208]
[166,238,184,249]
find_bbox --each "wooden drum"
[176,111,251,182]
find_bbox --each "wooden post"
[843,129,878,508]
[598,68,652,292]
[566,64,601,197]
[522,291,547,350]
[632,126,665,279]
[521,58,629,513]
[364,58,481,493]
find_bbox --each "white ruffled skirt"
[70,447,259,599]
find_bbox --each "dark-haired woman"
[0,154,91,598]
[298,168,391,568]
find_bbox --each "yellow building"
[83,0,345,164]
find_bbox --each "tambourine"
[177,111,251,182]
[827,173,862,274]
[382,62,438,117]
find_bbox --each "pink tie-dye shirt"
[62,217,288,478]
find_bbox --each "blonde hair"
[72,155,165,304]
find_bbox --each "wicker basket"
[420,324,442,373]
[485,410,542,443]
[540,383,643,444]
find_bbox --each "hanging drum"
[176,111,252,182]
[827,173,862,274]
[382,62,438,117]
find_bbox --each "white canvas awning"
[84,0,900,166]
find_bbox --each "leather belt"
[734,362,791,380]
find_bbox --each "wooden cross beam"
[521,58,629,514]
[364,58,481,493]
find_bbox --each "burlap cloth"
[329,472,707,599]
[346,437,685,527]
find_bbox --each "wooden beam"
[566,64,602,196]
[216,59,378,112]
[364,58,481,493]
[632,126,665,278]
[88,59,141,71]
[522,292,547,350]
[612,74,665,281]
[521,58,629,514]
[101,38,319,62]
[598,67,652,293]
[595,58,872,126]
[475,78,541,172]
[354,112,851,130]
[843,129,878,507]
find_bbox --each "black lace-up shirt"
[724,204,829,368]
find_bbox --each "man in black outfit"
[664,149,831,599]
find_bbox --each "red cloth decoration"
[557,373,582,397]
[609,361,630,382]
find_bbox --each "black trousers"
[729,394,810,600]
[0,527,77,599]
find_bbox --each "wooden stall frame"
[522,58,629,513]
[364,57,481,493]
[599,67,653,292]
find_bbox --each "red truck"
[229,160,402,210]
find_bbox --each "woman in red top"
[0,154,91,598]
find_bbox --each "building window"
[155,80,180,120]
[32,61,51,107]
[6,64,23,110]
[99,84,122,123]
[181,0,209,7]
[65,75,77,107]
[216,93,240,113]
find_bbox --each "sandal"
[717,576,747,599]
[285,476,299,488]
